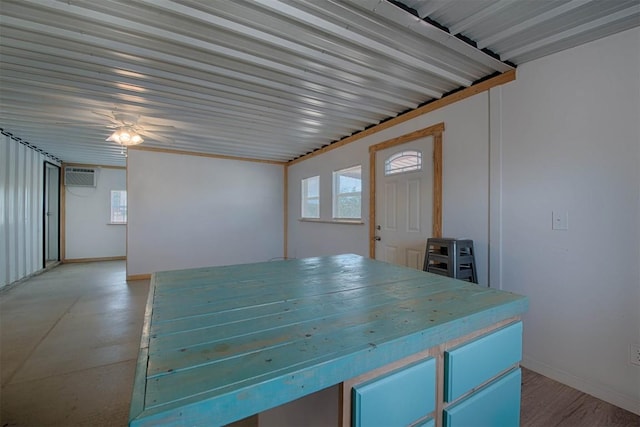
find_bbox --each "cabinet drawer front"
[444,368,521,427]
[353,358,436,427]
[445,321,522,402]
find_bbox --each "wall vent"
[64,167,97,187]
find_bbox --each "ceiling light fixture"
[106,127,144,146]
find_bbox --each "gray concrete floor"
[0,261,149,426]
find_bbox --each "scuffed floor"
[1,261,148,426]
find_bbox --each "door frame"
[368,122,444,259]
[43,161,61,267]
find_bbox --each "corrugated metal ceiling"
[1,0,638,166]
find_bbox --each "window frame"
[384,150,423,176]
[332,165,362,220]
[110,190,127,224]
[301,175,320,219]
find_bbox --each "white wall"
[287,27,640,414]
[127,150,284,277]
[0,134,57,288]
[64,167,126,260]
[287,92,491,285]
[498,27,640,413]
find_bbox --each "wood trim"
[435,346,445,427]
[368,150,376,259]
[63,256,126,263]
[368,123,444,259]
[125,154,129,278]
[127,273,151,281]
[289,70,515,167]
[63,162,126,170]
[367,123,445,153]
[433,133,443,238]
[128,145,287,166]
[283,165,288,259]
[59,162,66,261]
[298,219,364,225]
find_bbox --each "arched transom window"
[384,150,422,176]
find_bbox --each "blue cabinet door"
[353,358,436,427]
[445,322,522,402]
[444,368,521,427]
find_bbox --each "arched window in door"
[384,150,422,176]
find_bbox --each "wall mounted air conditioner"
[64,167,97,187]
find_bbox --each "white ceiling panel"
[1,0,637,166]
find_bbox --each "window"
[333,165,362,219]
[384,150,422,175]
[110,190,127,224]
[301,176,320,218]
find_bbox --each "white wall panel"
[0,136,8,286]
[64,167,126,260]
[0,134,57,289]
[499,27,640,414]
[127,150,284,277]
[16,144,25,279]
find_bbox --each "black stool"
[423,238,477,283]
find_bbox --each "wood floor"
[1,261,638,426]
[521,367,639,427]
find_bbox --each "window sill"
[107,222,127,225]
[298,218,364,225]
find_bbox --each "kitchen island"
[130,254,528,427]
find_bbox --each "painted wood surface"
[352,358,436,427]
[444,321,522,402]
[129,254,527,427]
[443,368,522,427]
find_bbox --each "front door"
[374,137,433,269]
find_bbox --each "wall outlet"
[630,343,640,366]
[552,211,568,230]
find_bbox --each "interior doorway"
[369,123,444,266]
[44,162,60,267]
[374,137,433,269]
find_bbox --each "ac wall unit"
[64,167,97,187]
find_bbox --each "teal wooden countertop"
[129,254,528,427]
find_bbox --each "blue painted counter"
[129,254,528,427]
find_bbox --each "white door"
[44,163,60,264]
[375,137,433,269]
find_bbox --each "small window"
[333,165,362,219]
[384,150,422,175]
[301,176,320,218]
[110,190,127,224]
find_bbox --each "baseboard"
[63,256,126,263]
[522,356,640,415]
[127,274,151,281]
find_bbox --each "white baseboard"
[522,356,640,415]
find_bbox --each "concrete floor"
[0,261,149,426]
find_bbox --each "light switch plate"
[552,211,568,230]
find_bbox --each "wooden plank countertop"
[129,254,528,427]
